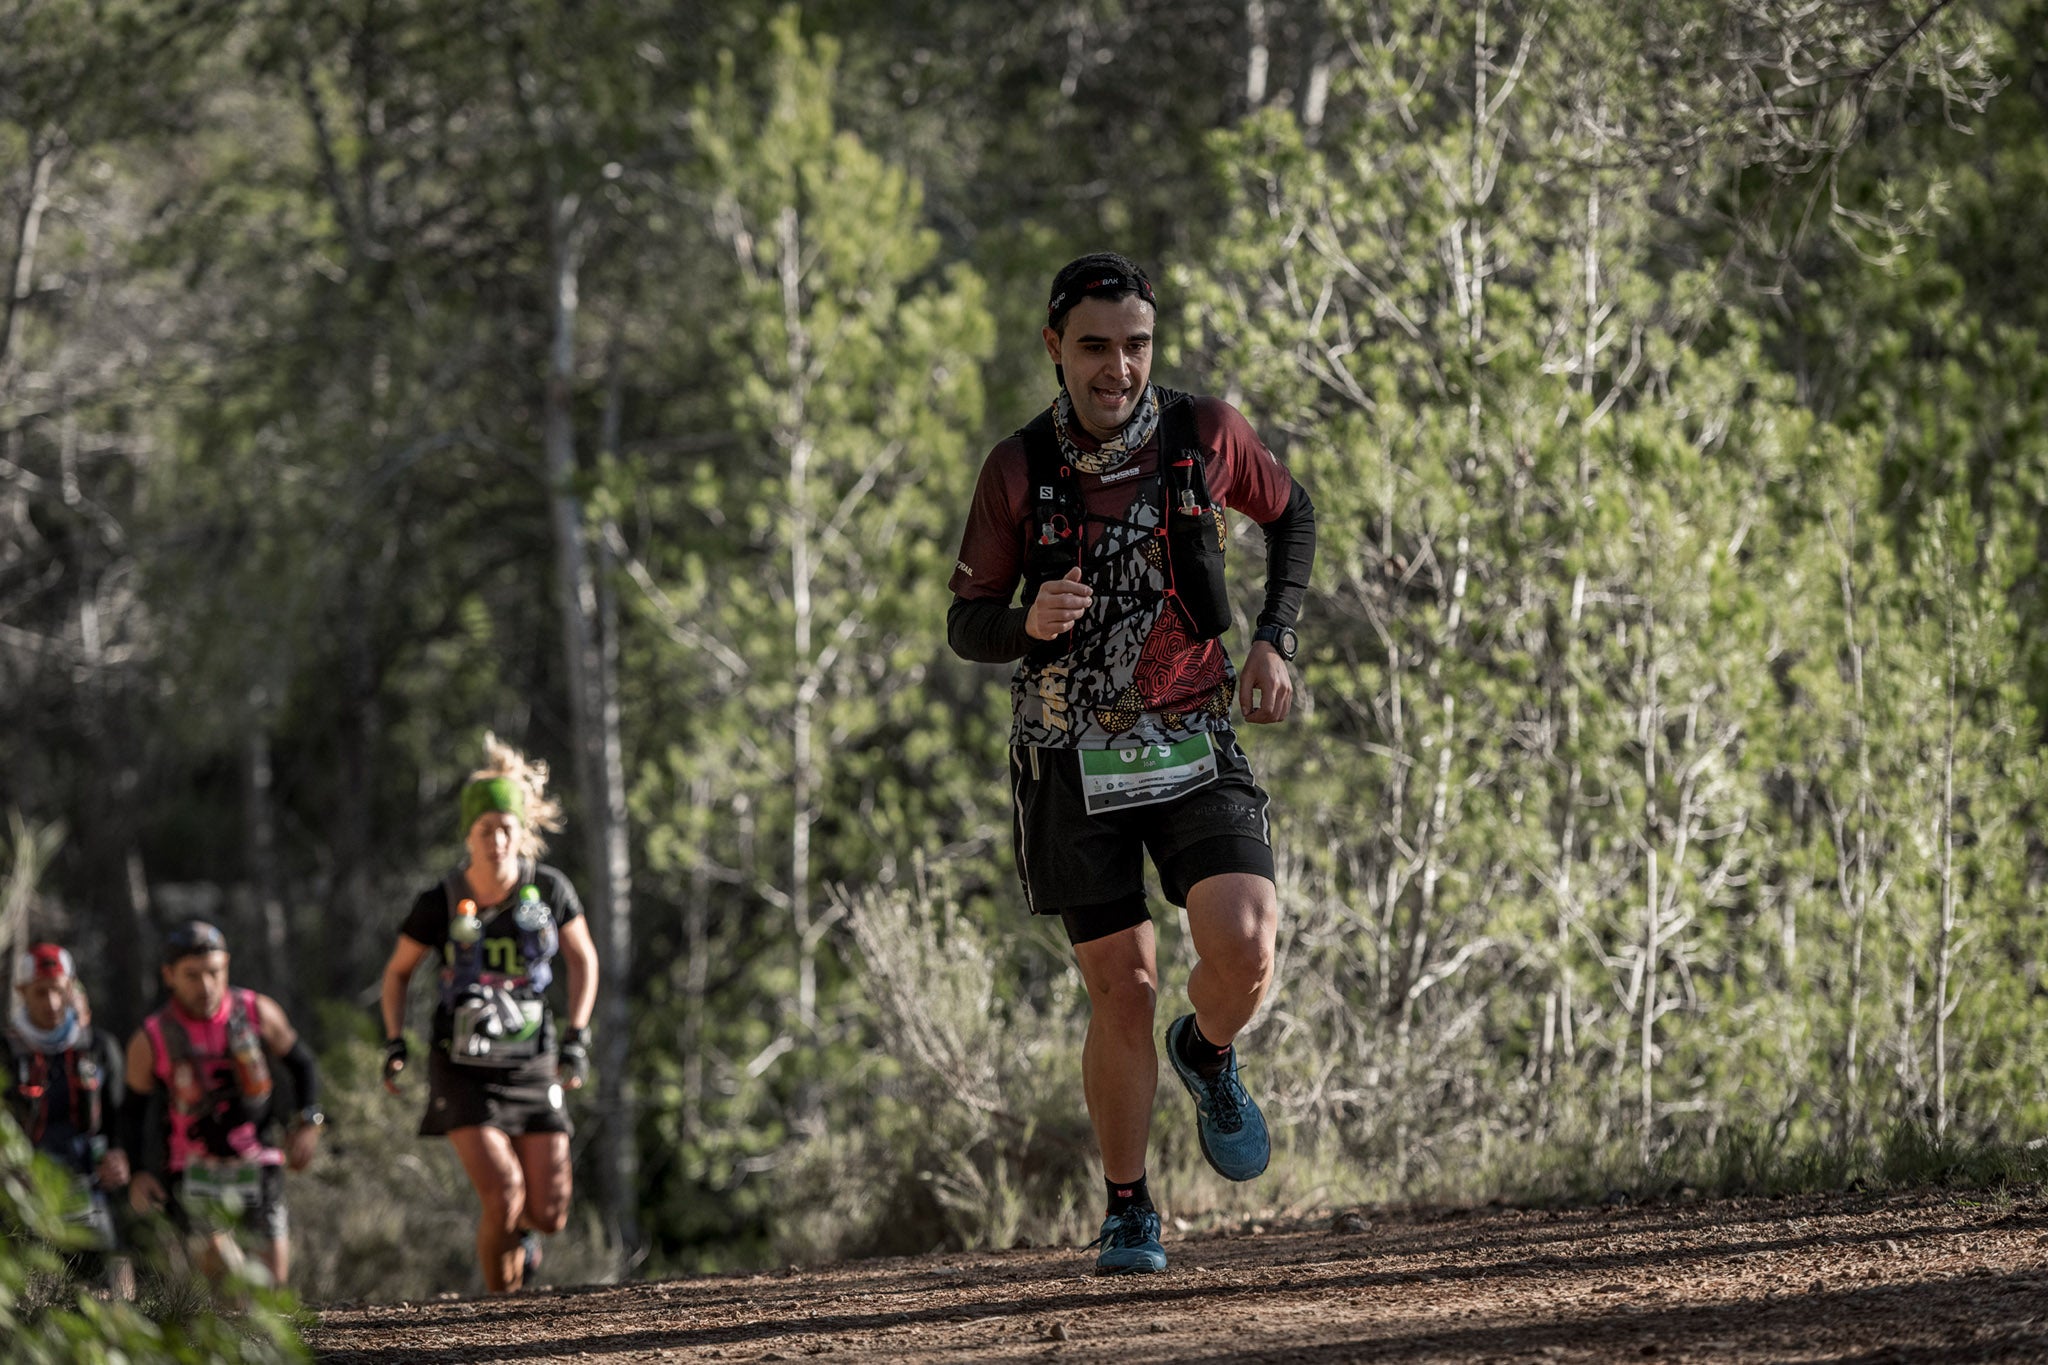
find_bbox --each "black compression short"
[1009,731,1275,944]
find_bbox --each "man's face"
[1043,294,1156,441]
[163,951,230,1019]
[467,810,523,875]
[17,978,69,1031]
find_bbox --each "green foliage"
[0,1114,307,1362]
[1168,0,2041,1206]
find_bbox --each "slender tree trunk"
[775,205,819,1032]
[244,693,290,1007]
[1244,0,1270,108]
[1298,3,1332,136]
[1542,760,1580,1126]
[595,337,639,1250]
[682,773,713,1147]
[1638,598,1660,1163]
[1835,504,1872,1143]
[543,189,639,1253]
[1932,586,1958,1139]
[0,141,56,387]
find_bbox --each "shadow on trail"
[1272,1195,2048,1269]
[1188,1216,2015,1298]
[311,1264,2048,1363]
[1155,1272,2048,1364]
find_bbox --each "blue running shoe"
[1087,1206,1167,1274]
[1165,1013,1270,1182]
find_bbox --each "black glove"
[559,1026,590,1087]
[381,1037,409,1085]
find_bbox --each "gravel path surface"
[311,1189,2048,1362]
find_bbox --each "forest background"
[5,0,2048,1306]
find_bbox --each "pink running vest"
[142,988,282,1173]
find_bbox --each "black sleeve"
[94,1030,126,1127]
[397,885,448,948]
[119,1082,165,1176]
[276,1038,319,1111]
[1256,477,1317,632]
[947,596,1035,663]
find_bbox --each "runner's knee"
[474,1171,526,1229]
[1211,933,1274,993]
[1087,966,1159,1031]
[1076,931,1159,1010]
[525,1194,570,1234]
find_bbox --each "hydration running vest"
[143,988,280,1171]
[436,867,560,1067]
[1017,385,1231,658]
[7,1034,105,1154]
[436,867,560,1007]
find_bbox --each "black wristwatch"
[296,1107,326,1129]
[1253,623,1298,661]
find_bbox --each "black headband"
[1047,272,1155,327]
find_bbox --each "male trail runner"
[124,920,324,1287]
[947,252,1315,1273]
[4,943,132,1293]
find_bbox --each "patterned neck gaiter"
[1054,384,1162,475]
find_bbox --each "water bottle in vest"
[228,1009,272,1104]
[171,1056,206,1114]
[512,885,558,992]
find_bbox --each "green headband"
[460,777,525,835]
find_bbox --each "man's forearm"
[948,596,1035,663]
[1257,479,1317,629]
[277,1038,320,1112]
[118,1087,163,1174]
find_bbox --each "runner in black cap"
[123,919,323,1287]
[947,251,1316,1273]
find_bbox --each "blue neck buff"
[7,1001,83,1054]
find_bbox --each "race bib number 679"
[1079,735,1219,814]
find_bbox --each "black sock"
[1105,1174,1152,1216]
[1178,1017,1233,1078]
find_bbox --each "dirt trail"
[310,1190,2048,1363]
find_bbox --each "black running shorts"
[421,1049,575,1138]
[1010,730,1275,944]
